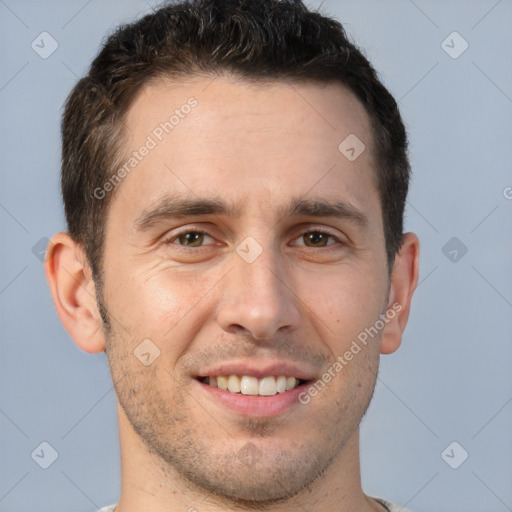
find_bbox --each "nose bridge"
[240,240,282,300]
[216,236,300,340]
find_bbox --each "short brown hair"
[61,0,410,280]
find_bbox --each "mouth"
[193,363,315,417]
[193,362,316,417]
[197,375,308,396]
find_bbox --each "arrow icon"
[31,441,59,469]
[339,134,365,161]
[31,31,59,59]
[441,441,468,469]
[441,32,468,59]
[442,237,468,263]
[134,339,161,365]
[236,236,263,263]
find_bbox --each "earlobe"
[45,232,106,354]
[380,232,420,355]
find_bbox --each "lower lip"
[196,380,310,418]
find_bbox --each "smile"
[199,375,305,396]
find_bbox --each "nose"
[215,243,301,342]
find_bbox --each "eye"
[163,228,343,251]
[165,230,215,248]
[293,230,340,248]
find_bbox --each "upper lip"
[195,361,315,381]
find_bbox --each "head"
[61,0,409,284]
[47,0,419,507]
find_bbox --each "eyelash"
[162,228,344,250]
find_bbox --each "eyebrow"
[134,195,368,231]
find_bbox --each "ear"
[45,232,106,354]
[380,232,420,355]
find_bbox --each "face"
[100,76,390,504]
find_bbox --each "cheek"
[298,265,386,346]
[106,262,222,356]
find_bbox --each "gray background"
[0,0,511,511]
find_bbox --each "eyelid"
[162,226,217,247]
[289,227,344,248]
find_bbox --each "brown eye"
[302,232,333,247]
[177,232,205,247]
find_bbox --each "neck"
[114,405,384,512]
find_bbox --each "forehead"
[125,75,374,155]
[109,75,380,230]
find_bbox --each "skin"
[46,76,419,512]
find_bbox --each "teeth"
[241,376,259,395]
[286,377,297,391]
[217,375,228,390]
[276,375,287,393]
[259,376,277,396]
[227,375,241,393]
[206,375,302,395]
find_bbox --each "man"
[45,0,420,510]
